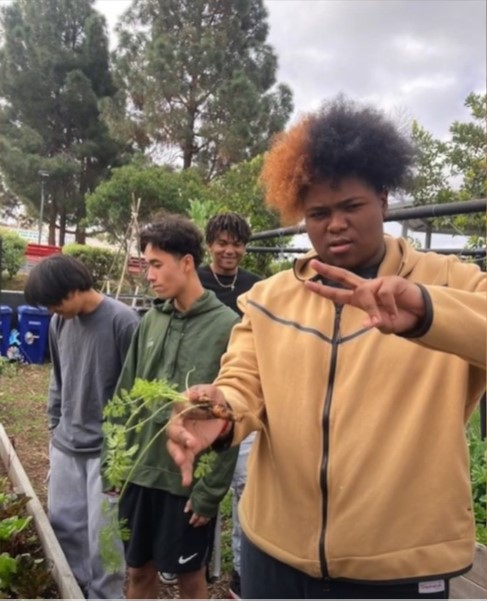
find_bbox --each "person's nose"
[327,211,347,232]
[146,266,156,282]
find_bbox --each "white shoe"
[159,571,177,585]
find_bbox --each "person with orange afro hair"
[166,97,486,599]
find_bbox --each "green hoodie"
[105,290,240,517]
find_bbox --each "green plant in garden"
[63,243,122,290]
[99,502,131,575]
[467,409,486,544]
[0,479,57,596]
[0,516,31,542]
[100,376,223,571]
[0,229,27,279]
[0,551,17,590]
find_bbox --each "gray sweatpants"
[48,445,125,599]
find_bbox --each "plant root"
[188,398,241,422]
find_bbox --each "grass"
[0,361,51,507]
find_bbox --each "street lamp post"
[37,170,49,244]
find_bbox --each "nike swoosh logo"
[178,552,198,565]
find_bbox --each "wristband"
[218,419,232,439]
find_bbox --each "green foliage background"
[63,243,121,290]
[0,229,27,279]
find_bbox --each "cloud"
[95,0,485,137]
[264,0,485,137]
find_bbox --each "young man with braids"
[167,97,486,599]
[197,212,261,598]
[198,212,261,316]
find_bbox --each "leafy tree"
[108,0,293,178]
[206,155,289,275]
[449,93,486,202]
[447,93,486,246]
[0,0,126,245]
[410,121,455,207]
[85,164,207,244]
[409,93,486,246]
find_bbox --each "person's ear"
[181,254,195,272]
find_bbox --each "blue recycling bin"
[17,305,52,364]
[0,305,13,357]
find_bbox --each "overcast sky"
[95,0,485,140]
[94,0,485,247]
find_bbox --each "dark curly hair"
[140,214,204,268]
[261,96,416,224]
[205,212,252,245]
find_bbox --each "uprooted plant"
[100,376,238,572]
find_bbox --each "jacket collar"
[293,235,422,282]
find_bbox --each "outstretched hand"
[166,385,228,487]
[305,260,426,334]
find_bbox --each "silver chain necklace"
[211,268,238,291]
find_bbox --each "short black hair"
[140,214,204,267]
[205,212,252,245]
[24,254,93,307]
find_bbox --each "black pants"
[241,534,449,599]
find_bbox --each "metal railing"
[248,198,486,242]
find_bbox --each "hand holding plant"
[100,377,236,572]
[166,384,235,487]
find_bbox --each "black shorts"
[119,483,216,574]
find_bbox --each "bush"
[0,230,28,279]
[467,408,486,544]
[63,243,121,290]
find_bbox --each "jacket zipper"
[319,303,342,582]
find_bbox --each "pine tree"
[108,0,293,179]
[0,0,126,244]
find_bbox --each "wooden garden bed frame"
[0,423,84,599]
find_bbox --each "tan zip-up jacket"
[215,236,486,583]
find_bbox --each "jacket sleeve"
[47,318,62,432]
[214,294,266,446]
[189,445,239,517]
[412,259,486,369]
